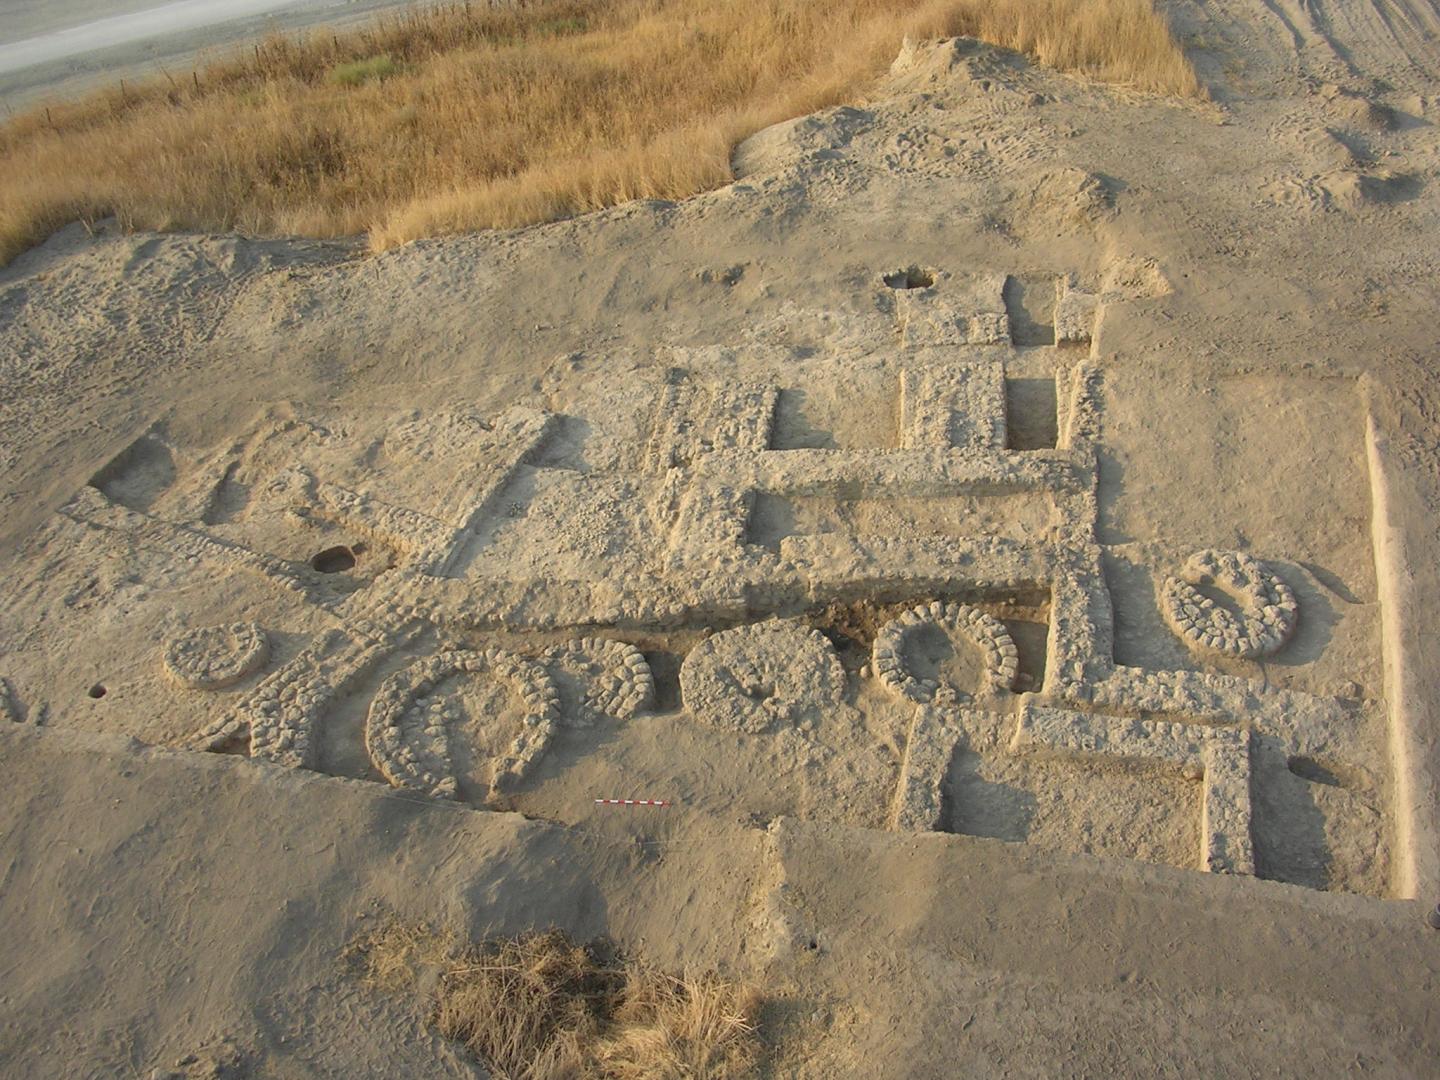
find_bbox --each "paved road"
[0,0,435,109]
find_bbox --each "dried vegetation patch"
[353,924,763,1079]
[0,0,1200,265]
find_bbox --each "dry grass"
[355,924,763,1079]
[0,0,1200,266]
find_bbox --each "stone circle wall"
[163,622,270,690]
[1160,550,1298,660]
[680,620,845,734]
[541,637,654,727]
[366,647,561,800]
[872,601,1018,704]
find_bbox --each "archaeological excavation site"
[1,2,1439,1077]
[3,272,1401,896]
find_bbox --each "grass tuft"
[0,0,1201,266]
[329,54,401,87]
[355,924,763,1080]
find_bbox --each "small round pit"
[311,545,357,574]
[882,266,935,290]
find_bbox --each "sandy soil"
[3,0,1440,1076]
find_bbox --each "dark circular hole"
[88,684,107,699]
[311,545,357,574]
[883,265,935,290]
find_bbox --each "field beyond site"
[0,0,1198,265]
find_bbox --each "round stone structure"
[680,620,845,734]
[871,601,1018,704]
[365,647,561,800]
[1160,549,1298,660]
[542,637,654,727]
[162,622,270,690]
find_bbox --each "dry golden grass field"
[0,0,1199,265]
